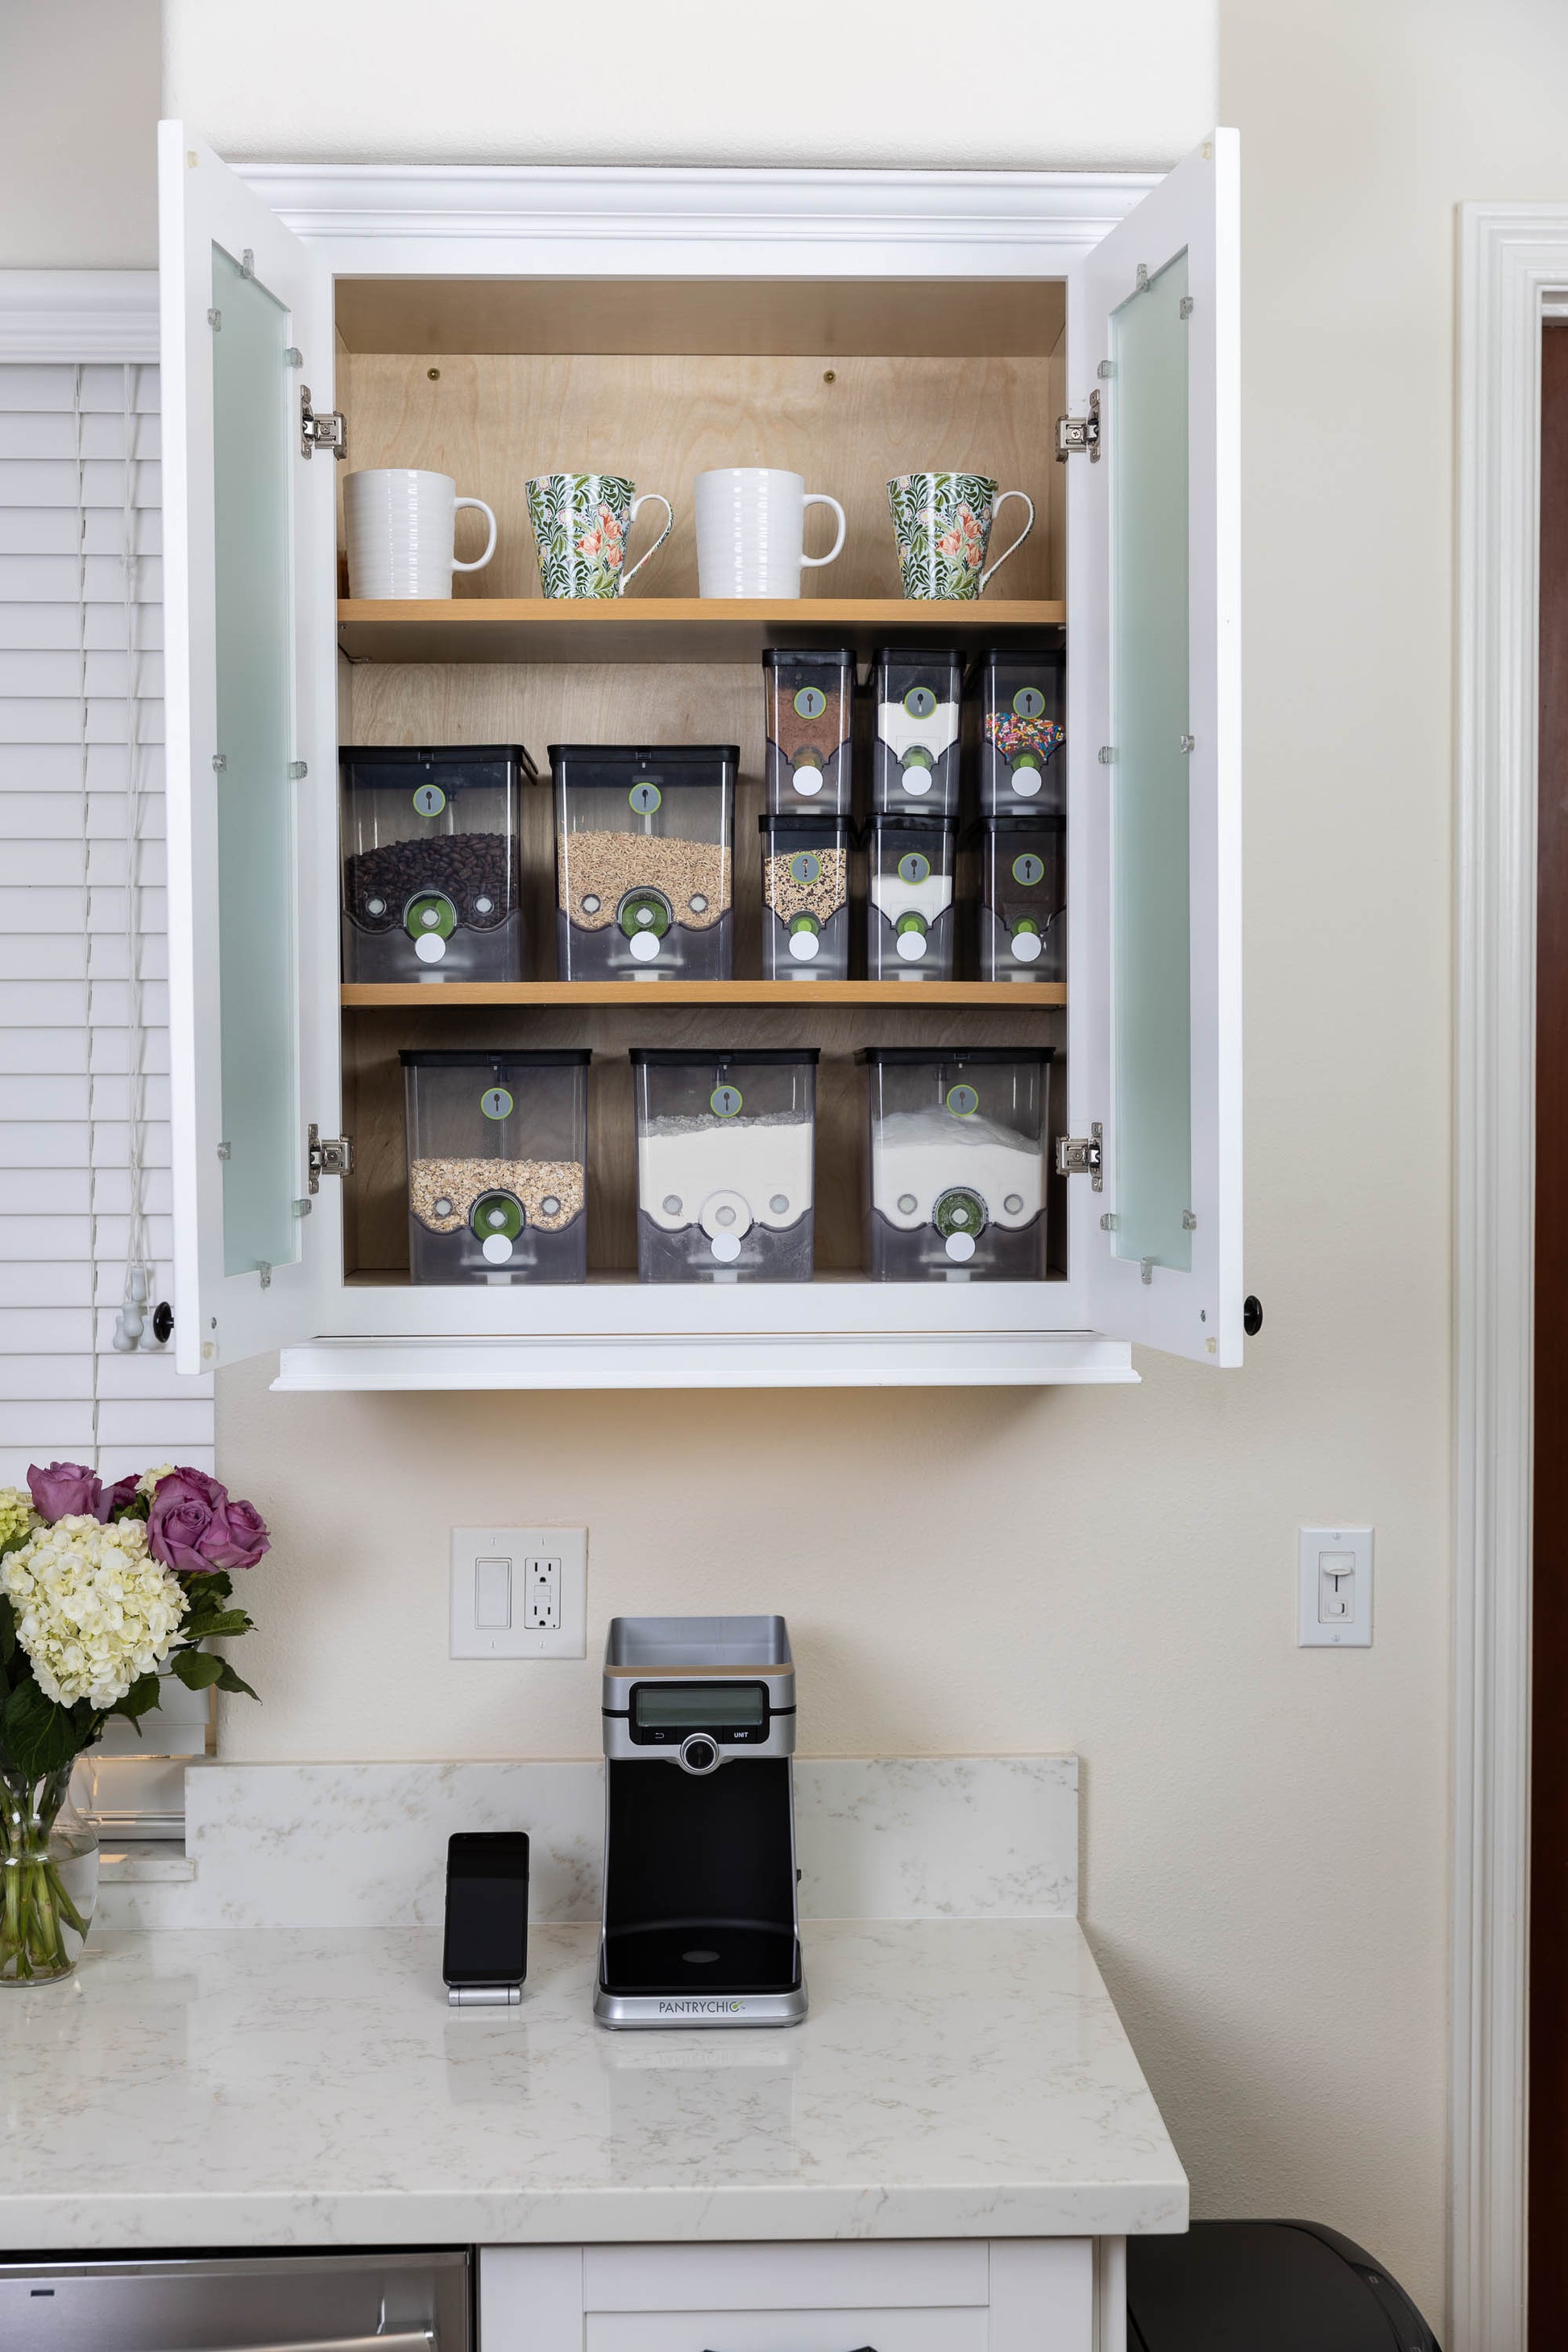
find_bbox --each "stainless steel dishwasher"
[0,2249,470,2352]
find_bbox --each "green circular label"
[1012,687,1047,720]
[934,1184,985,1237]
[1011,852,1045,886]
[404,890,456,941]
[946,1083,980,1118]
[794,686,828,719]
[618,889,671,939]
[471,1188,524,1240]
[897,850,931,885]
[711,1085,743,1118]
[412,782,446,816]
[902,685,938,720]
[628,780,663,815]
[480,1086,514,1121]
[787,850,822,886]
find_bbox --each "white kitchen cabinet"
[157,127,1241,1392]
[479,2240,1109,2352]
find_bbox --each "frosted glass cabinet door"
[1070,133,1243,1366]
[160,126,338,1374]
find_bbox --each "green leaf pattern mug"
[526,473,674,599]
[887,471,1035,599]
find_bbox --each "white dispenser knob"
[628,930,661,963]
[1010,929,1043,963]
[481,1233,513,1263]
[944,1231,977,1262]
[414,932,446,963]
[896,928,927,962]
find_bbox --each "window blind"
[0,359,215,1487]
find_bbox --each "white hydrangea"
[137,1462,177,1498]
[2,1513,189,1708]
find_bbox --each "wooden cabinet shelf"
[336,598,1066,666]
[340,981,1066,1009]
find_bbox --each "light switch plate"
[1297,1525,1373,1648]
[450,1527,587,1658]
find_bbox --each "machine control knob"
[678,1734,720,1775]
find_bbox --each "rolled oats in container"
[553,745,736,981]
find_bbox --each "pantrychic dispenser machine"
[595,1615,806,2028]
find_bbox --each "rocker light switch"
[1298,1527,1373,1648]
[450,1528,588,1658]
[474,1556,512,1630]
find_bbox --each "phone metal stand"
[447,1984,522,2007]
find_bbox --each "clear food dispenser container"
[971,815,1066,981]
[400,1048,590,1285]
[970,644,1065,815]
[763,648,854,814]
[631,1047,819,1283]
[553,745,736,980]
[860,1046,1056,1280]
[865,813,956,979]
[340,745,536,984]
[759,812,852,980]
[871,646,963,816]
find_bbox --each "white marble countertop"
[0,1920,1186,2249]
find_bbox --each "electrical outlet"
[450,1528,587,1658]
[525,1555,561,1632]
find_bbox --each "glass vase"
[0,1761,99,1985]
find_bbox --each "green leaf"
[112,1671,163,1721]
[184,1608,252,1639]
[214,1659,259,1701]
[180,1570,233,1607]
[2,1679,81,1777]
[168,1649,224,1690]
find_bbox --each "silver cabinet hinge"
[1180,733,1195,753]
[257,1259,272,1289]
[284,346,303,368]
[300,386,346,462]
[1140,1256,1155,1284]
[1056,1122,1104,1192]
[1180,295,1194,319]
[288,759,308,780]
[211,753,226,772]
[1182,1209,1198,1230]
[1098,745,1116,765]
[1055,388,1101,463]
[206,308,221,331]
[307,1124,354,1192]
[1135,263,1151,292]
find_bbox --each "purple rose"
[27,1461,105,1521]
[102,1473,141,1520]
[147,1468,269,1574]
[199,1493,270,1572]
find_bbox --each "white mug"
[344,469,499,600]
[695,468,848,599]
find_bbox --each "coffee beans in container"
[553,745,736,981]
[401,1050,590,1285]
[340,745,536,983]
[762,648,854,813]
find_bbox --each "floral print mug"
[525,473,674,599]
[887,472,1035,599]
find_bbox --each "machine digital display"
[633,1682,768,1731]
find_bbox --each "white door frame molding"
[1453,203,1568,2352]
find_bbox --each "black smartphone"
[442,1831,529,1989]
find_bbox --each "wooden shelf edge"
[340,981,1067,1008]
[337,597,1067,625]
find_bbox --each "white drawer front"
[583,2243,989,2313]
[587,2309,989,2352]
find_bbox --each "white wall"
[162,0,1218,171]
[0,0,160,269]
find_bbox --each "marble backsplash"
[97,1756,1078,1931]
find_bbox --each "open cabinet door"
[160,126,338,1375]
[1069,131,1242,1366]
